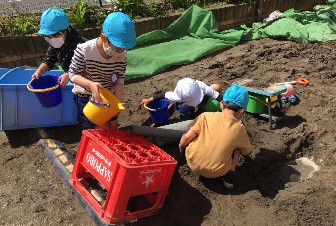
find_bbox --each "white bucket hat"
[172,78,203,107]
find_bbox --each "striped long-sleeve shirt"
[69,38,127,95]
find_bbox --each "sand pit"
[1,38,336,225]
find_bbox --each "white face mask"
[45,36,65,48]
[103,42,117,57]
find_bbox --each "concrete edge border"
[37,138,110,226]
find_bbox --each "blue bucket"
[145,99,169,125]
[27,75,62,108]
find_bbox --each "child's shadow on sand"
[126,143,211,226]
[4,124,83,148]
[198,148,301,198]
[126,171,212,226]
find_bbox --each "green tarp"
[242,5,336,42]
[125,3,336,80]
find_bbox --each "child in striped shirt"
[69,12,136,129]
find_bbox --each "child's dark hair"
[222,101,243,112]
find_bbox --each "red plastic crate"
[70,129,177,225]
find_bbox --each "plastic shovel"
[276,78,309,85]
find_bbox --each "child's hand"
[89,82,103,102]
[31,71,42,80]
[179,147,186,156]
[141,98,153,105]
[58,73,70,87]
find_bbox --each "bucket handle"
[27,79,60,93]
[250,96,267,106]
[143,103,156,112]
[89,98,110,107]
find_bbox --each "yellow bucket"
[83,89,125,126]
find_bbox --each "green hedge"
[0,0,254,37]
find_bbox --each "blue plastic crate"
[0,68,10,77]
[0,67,78,130]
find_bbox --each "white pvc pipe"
[158,120,192,130]
[156,120,192,146]
[127,125,186,139]
[123,120,193,147]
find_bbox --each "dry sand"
[1,38,336,226]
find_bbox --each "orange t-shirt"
[185,112,252,178]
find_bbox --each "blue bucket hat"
[223,85,249,108]
[38,8,69,35]
[102,12,136,49]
